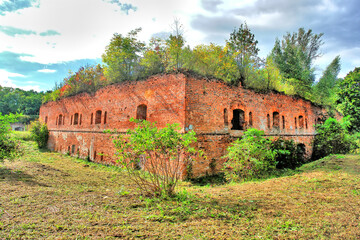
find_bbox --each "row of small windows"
[225,108,308,130]
[52,104,147,127]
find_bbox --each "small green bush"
[30,120,49,148]
[223,128,277,182]
[312,117,354,160]
[270,138,305,169]
[0,113,22,161]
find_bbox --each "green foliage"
[29,120,49,149]
[270,138,305,169]
[0,113,22,161]
[226,22,260,86]
[271,28,324,98]
[113,118,202,196]
[102,28,145,83]
[312,56,341,106]
[336,67,360,132]
[223,128,277,182]
[0,86,45,115]
[312,117,354,160]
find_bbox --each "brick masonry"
[40,73,331,177]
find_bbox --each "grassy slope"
[1,137,360,239]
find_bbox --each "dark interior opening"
[231,109,245,130]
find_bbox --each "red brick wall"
[40,74,187,162]
[40,73,328,177]
[184,77,326,176]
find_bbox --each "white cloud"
[0,69,24,87]
[0,0,204,64]
[38,68,56,73]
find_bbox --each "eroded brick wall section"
[184,77,327,176]
[40,73,330,177]
[40,74,186,162]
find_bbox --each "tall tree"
[102,28,145,82]
[271,28,324,97]
[165,19,185,70]
[313,56,341,105]
[226,22,260,86]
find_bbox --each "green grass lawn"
[1,135,360,239]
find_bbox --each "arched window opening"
[294,117,297,129]
[58,114,63,125]
[95,110,102,124]
[249,112,253,127]
[136,105,147,120]
[231,109,245,130]
[224,108,228,127]
[45,116,48,124]
[282,116,285,129]
[73,113,79,125]
[56,116,58,125]
[273,112,280,128]
[63,116,65,125]
[79,114,82,125]
[91,113,93,125]
[71,115,73,125]
[104,111,107,124]
[93,151,97,161]
[299,116,304,129]
[71,145,75,154]
[305,119,308,129]
[267,114,270,129]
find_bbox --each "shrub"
[0,113,22,161]
[270,138,305,169]
[113,119,202,197]
[223,128,277,182]
[30,120,49,148]
[312,117,354,160]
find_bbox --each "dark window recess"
[68,146,70,153]
[93,151,97,161]
[71,115,73,125]
[74,113,79,125]
[95,110,102,124]
[295,117,297,129]
[249,112,253,127]
[79,114,82,125]
[299,116,304,129]
[45,116,48,124]
[104,111,107,124]
[305,119,308,129]
[136,105,147,120]
[267,114,270,129]
[58,114,63,125]
[91,113,93,125]
[282,116,285,129]
[231,109,245,130]
[63,116,65,125]
[224,108,228,127]
[100,153,104,161]
[273,112,280,128]
[71,145,75,154]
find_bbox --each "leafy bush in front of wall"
[270,138,305,169]
[312,117,354,160]
[30,120,49,149]
[223,128,277,182]
[113,118,204,197]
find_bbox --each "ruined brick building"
[39,73,328,177]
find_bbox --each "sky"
[0,0,359,92]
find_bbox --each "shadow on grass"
[0,166,49,187]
